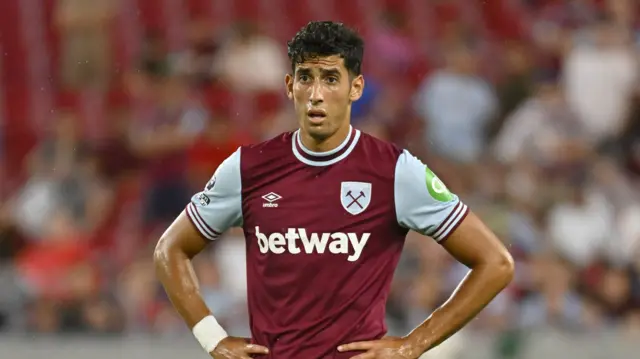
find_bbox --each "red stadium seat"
[233,0,263,22]
[331,0,368,33]
[203,84,234,118]
[136,0,167,33]
[283,0,316,34]
[254,91,284,118]
[479,0,527,41]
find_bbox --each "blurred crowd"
[1,0,640,356]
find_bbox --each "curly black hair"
[287,21,364,76]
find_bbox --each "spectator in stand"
[493,69,588,169]
[128,73,207,230]
[489,42,534,139]
[564,15,638,144]
[54,0,116,90]
[414,42,497,163]
[212,21,287,93]
[11,112,112,238]
[367,11,420,81]
[546,170,616,268]
[171,17,221,88]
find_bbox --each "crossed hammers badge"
[340,181,372,215]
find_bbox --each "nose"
[309,82,324,105]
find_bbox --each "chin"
[304,123,334,139]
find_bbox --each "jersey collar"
[292,126,360,166]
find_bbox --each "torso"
[239,128,407,358]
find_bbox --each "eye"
[299,74,311,83]
[326,76,339,84]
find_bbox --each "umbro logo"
[262,192,282,208]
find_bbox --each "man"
[154,21,514,359]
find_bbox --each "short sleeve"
[185,148,243,240]
[394,150,469,243]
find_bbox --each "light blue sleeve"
[394,150,469,242]
[185,148,243,240]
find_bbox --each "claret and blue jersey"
[185,126,468,358]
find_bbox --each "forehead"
[295,55,346,73]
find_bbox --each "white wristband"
[192,315,229,353]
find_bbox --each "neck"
[299,124,351,153]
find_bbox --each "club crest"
[340,182,372,215]
[205,176,216,191]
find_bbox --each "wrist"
[402,332,432,356]
[192,315,229,353]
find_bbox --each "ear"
[349,75,365,102]
[285,73,294,100]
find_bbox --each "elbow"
[153,235,172,271]
[493,251,515,288]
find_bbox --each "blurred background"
[0,0,639,358]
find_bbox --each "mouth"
[307,109,327,124]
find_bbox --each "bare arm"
[154,211,211,328]
[338,151,513,358]
[155,211,269,358]
[155,147,241,330]
[404,211,514,353]
[153,147,268,358]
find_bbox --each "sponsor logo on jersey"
[261,192,282,208]
[255,226,370,262]
[425,167,453,202]
[340,181,372,215]
[198,193,210,206]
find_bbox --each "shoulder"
[240,131,293,158]
[356,131,403,162]
[393,149,447,200]
[393,149,428,183]
[347,131,404,182]
[238,131,295,174]
[240,130,291,150]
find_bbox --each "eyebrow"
[296,67,342,77]
[321,68,342,77]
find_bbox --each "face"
[446,46,476,75]
[601,268,630,306]
[285,55,364,142]
[505,43,530,74]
